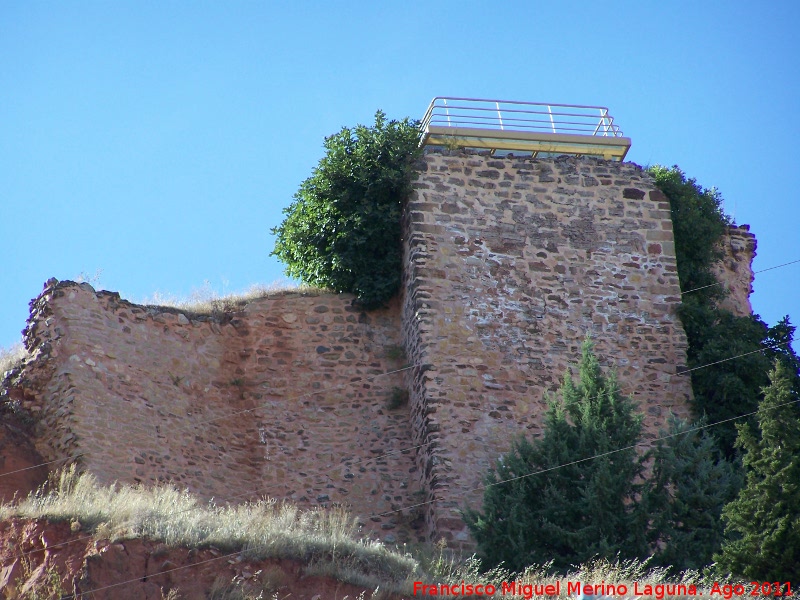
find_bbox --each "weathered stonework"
[714,225,756,317]
[7,283,423,543]
[402,150,695,544]
[2,150,756,550]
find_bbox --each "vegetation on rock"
[647,165,729,301]
[649,166,800,456]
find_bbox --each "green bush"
[648,165,729,302]
[271,111,421,308]
[683,309,795,454]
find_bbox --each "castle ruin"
[2,100,756,548]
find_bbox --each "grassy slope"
[0,468,731,598]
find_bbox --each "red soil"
[0,518,410,599]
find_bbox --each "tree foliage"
[716,361,800,584]
[648,165,729,301]
[271,111,421,308]
[645,416,740,571]
[649,166,800,455]
[464,339,646,573]
[685,312,800,454]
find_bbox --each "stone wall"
[714,224,756,317]
[402,150,695,545]
[3,150,758,549]
[8,281,423,544]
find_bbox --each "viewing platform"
[420,97,631,161]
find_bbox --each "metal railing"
[420,97,624,138]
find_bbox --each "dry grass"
[423,554,721,599]
[517,558,710,598]
[1,468,730,597]
[0,342,27,376]
[1,467,418,593]
[137,280,327,316]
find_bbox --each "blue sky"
[2,1,799,350]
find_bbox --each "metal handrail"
[420,97,624,138]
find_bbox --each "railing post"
[548,105,556,133]
[496,101,504,130]
[592,109,604,136]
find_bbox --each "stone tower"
[401,149,695,544]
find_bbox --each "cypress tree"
[716,361,800,584]
[463,338,646,573]
[645,416,740,571]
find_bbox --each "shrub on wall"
[647,166,729,301]
[271,111,421,308]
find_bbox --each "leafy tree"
[716,361,800,583]
[645,416,740,571]
[271,111,421,308]
[463,339,646,573]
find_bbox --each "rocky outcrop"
[714,224,756,316]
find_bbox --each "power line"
[4,338,790,487]
[0,454,84,479]
[681,258,800,296]
[4,338,796,572]
[0,364,431,563]
[5,438,425,566]
[0,364,423,482]
[61,382,800,599]
[373,378,800,519]
[0,364,433,560]
[7,255,799,484]
[3,260,798,571]
[754,258,800,275]
[678,340,789,374]
[0,364,434,560]
[62,550,238,599]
